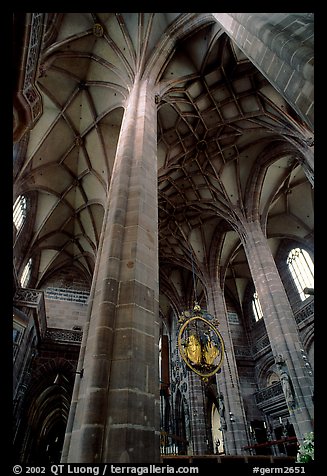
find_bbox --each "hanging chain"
[190,247,198,305]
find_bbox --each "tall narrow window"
[13,195,27,232]
[252,291,263,321]
[20,258,32,288]
[211,404,225,454]
[287,248,314,301]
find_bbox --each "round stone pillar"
[242,220,313,440]
[65,78,160,463]
[212,13,314,131]
[206,282,250,455]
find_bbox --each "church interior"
[13,13,314,464]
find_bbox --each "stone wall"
[41,267,90,330]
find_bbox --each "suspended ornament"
[177,302,225,381]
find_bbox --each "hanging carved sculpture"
[184,334,202,365]
[178,303,225,381]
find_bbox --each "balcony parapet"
[234,346,252,360]
[45,328,83,345]
[252,334,271,357]
[14,288,46,339]
[255,382,283,404]
[254,382,285,413]
[251,300,313,358]
[294,299,314,327]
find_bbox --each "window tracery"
[287,248,314,301]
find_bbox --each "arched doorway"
[14,363,74,463]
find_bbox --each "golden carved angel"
[185,334,202,365]
[203,338,219,365]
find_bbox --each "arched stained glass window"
[287,248,314,301]
[252,291,263,321]
[13,195,27,232]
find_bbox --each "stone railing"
[14,288,42,305]
[45,287,89,304]
[254,381,286,413]
[254,382,283,405]
[294,299,314,326]
[45,328,83,345]
[252,334,271,357]
[250,301,313,358]
[234,346,252,359]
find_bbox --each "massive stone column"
[212,13,314,131]
[65,77,160,463]
[206,281,250,455]
[212,13,314,188]
[242,220,313,441]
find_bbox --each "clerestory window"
[13,195,27,232]
[287,248,314,301]
[20,258,32,288]
[252,291,264,321]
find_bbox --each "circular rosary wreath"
[178,314,224,380]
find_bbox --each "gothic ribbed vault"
[13,13,314,320]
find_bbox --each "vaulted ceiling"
[13,13,314,319]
